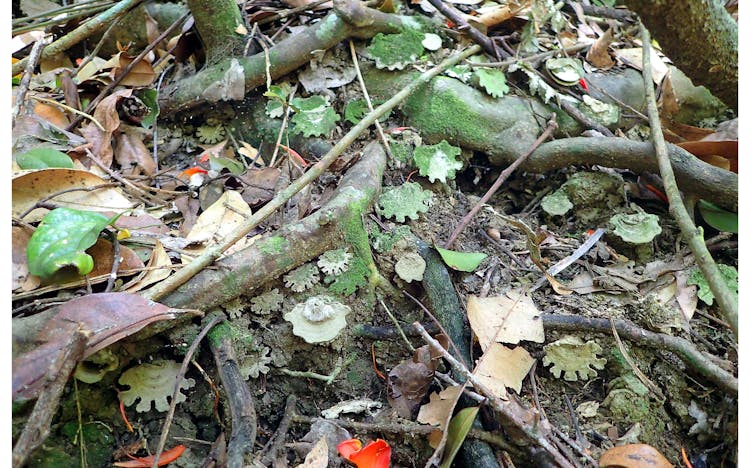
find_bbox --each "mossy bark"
[160,141,386,310]
[186,0,245,64]
[624,0,737,110]
[160,0,406,114]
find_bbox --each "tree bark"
[624,0,738,110]
[186,0,245,64]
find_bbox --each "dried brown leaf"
[13,292,202,401]
[12,168,133,222]
[115,128,156,176]
[598,443,673,468]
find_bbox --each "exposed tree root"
[160,141,386,310]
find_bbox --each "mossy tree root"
[161,141,386,310]
[159,0,407,114]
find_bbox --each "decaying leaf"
[13,168,133,222]
[467,289,545,349]
[417,385,463,427]
[474,344,534,397]
[181,190,253,263]
[387,344,441,418]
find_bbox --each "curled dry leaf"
[12,226,40,291]
[86,237,145,277]
[12,292,202,401]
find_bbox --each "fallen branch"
[542,313,737,396]
[159,0,409,114]
[208,317,258,468]
[147,44,483,304]
[639,23,737,337]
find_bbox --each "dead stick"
[445,114,558,248]
[152,314,222,468]
[638,23,738,337]
[412,322,575,468]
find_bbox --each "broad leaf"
[436,246,487,272]
[16,148,74,169]
[27,207,111,278]
[698,199,737,233]
[439,406,479,468]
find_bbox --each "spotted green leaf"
[27,207,112,278]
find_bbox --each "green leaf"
[136,88,159,128]
[27,207,111,279]
[473,68,509,98]
[439,406,480,468]
[698,199,737,233]
[413,140,463,183]
[16,148,74,169]
[687,264,738,306]
[436,247,487,272]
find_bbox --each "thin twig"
[349,40,392,158]
[12,329,88,466]
[638,23,738,337]
[412,322,576,468]
[269,83,298,167]
[445,114,558,248]
[30,95,105,130]
[378,299,414,352]
[542,313,737,395]
[12,35,49,122]
[152,314,222,468]
[70,12,120,79]
[260,395,298,465]
[12,0,145,76]
[426,0,505,59]
[145,44,484,302]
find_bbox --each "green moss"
[329,257,370,296]
[315,13,341,41]
[403,78,490,144]
[260,235,290,255]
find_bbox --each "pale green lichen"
[224,297,246,319]
[395,252,426,282]
[376,182,432,222]
[239,346,273,380]
[609,211,662,244]
[328,256,370,296]
[196,124,226,144]
[290,95,340,137]
[249,288,285,315]
[118,360,195,413]
[283,263,320,292]
[284,295,351,344]
[413,140,463,183]
[540,189,573,216]
[687,264,738,306]
[318,248,353,276]
[542,336,606,381]
[367,28,426,70]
